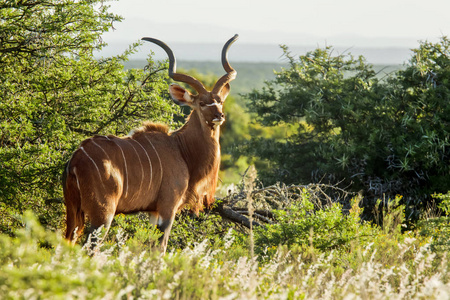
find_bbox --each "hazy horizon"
[98,41,414,65]
[96,0,449,65]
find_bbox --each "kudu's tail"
[62,164,85,242]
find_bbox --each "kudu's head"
[142,35,238,130]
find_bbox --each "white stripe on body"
[143,135,163,185]
[133,139,153,194]
[97,137,125,197]
[80,146,106,191]
[124,139,145,201]
[73,167,81,191]
[91,140,111,161]
[107,137,129,198]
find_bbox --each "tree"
[0,0,179,233]
[245,38,450,217]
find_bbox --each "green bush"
[0,212,116,299]
[2,208,445,299]
[418,191,450,252]
[0,213,253,299]
[106,214,162,251]
[418,216,450,253]
[244,37,450,216]
[254,191,378,256]
[0,0,179,233]
[434,191,450,215]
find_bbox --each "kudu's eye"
[199,101,206,107]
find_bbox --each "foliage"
[418,216,450,253]
[0,0,179,233]
[1,210,449,299]
[107,214,162,251]
[244,37,450,216]
[373,195,406,234]
[169,210,234,250]
[255,195,374,254]
[254,192,410,265]
[433,191,450,215]
[417,191,450,252]
[2,2,450,296]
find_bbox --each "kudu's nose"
[215,112,225,120]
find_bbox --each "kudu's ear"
[219,83,231,101]
[169,84,194,106]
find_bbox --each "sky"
[98,0,450,63]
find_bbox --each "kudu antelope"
[63,34,238,253]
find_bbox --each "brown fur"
[172,113,221,213]
[132,121,169,135]
[63,36,236,253]
[64,101,226,251]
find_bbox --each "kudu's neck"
[171,109,222,212]
[175,111,221,175]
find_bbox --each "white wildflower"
[223,228,235,250]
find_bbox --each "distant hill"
[123,60,402,95]
[124,60,288,95]
[106,42,413,65]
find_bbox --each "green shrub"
[418,192,450,252]
[434,191,450,215]
[255,191,378,257]
[0,0,179,234]
[418,216,450,253]
[254,191,416,268]
[106,214,162,251]
[244,37,450,216]
[0,212,117,299]
[1,209,446,299]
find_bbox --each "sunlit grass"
[1,211,450,299]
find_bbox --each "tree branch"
[213,203,264,229]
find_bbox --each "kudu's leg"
[63,168,85,243]
[147,211,173,253]
[148,211,158,226]
[153,179,187,253]
[65,201,78,241]
[157,214,175,254]
[65,206,85,243]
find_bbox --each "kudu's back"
[63,126,187,240]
